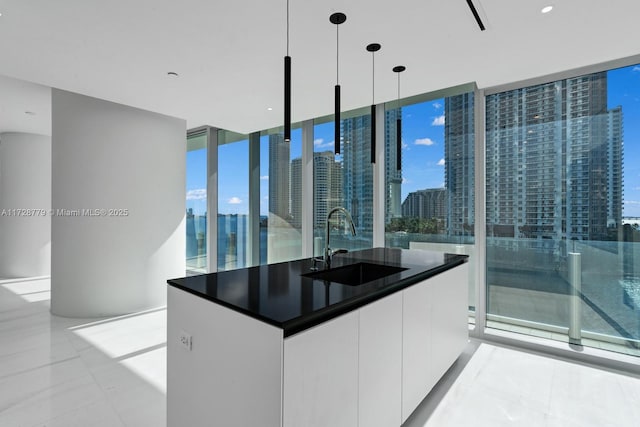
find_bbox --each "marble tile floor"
[1,277,639,427]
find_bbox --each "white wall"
[51,89,185,317]
[0,132,51,278]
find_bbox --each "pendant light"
[284,0,292,141]
[366,43,381,164]
[330,12,346,154]
[393,65,405,170]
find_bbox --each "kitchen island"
[167,247,468,427]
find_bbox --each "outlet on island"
[179,330,192,351]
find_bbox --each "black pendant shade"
[396,117,402,170]
[284,55,291,141]
[334,84,341,153]
[371,104,376,163]
[367,43,381,164]
[283,0,291,141]
[393,65,406,171]
[330,12,346,154]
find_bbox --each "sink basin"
[302,262,408,286]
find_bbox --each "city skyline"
[187,64,640,220]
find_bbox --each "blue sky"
[187,64,640,219]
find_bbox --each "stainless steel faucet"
[313,207,356,270]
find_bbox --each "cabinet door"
[359,292,402,427]
[167,287,283,427]
[283,311,359,427]
[430,264,469,381]
[401,278,434,423]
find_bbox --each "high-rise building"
[268,134,290,225]
[385,109,403,221]
[312,151,343,228]
[482,72,623,242]
[445,92,475,236]
[290,157,302,228]
[402,188,447,220]
[342,116,373,231]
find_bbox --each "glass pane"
[384,94,476,314]
[485,67,639,356]
[313,117,373,257]
[186,133,207,274]
[218,130,249,271]
[261,128,303,264]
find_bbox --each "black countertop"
[167,247,467,337]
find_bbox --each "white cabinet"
[402,275,435,423]
[430,264,469,383]
[401,263,469,423]
[358,292,403,427]
[283,312,359,427]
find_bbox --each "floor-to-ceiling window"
[186,131,208,274]
[313,112,373,256]
[485,64,639,356]
[384,89,476,314]
[217,130,249,271]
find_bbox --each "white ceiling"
[1,0,639,136]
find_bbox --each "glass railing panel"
[485,64,639,357]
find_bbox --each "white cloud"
[402,177,410,184]
[625,200,640,205]
[437,158,445,166]
[186,189,206,200]
[314,138,334,149]
[415,138,435,146]
[633,66,640,72]
[228,197,242,204]
[432,102,442,109]
[432,115,445,126]
[402,141,409,149]
[260,175,269,180]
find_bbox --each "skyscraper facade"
[268,134,290,225]
[290,157,302,228]
[312,151,343,228]
[342,116,374,231]
[385,109,403,222]
[444,92,475,236]
[483,72,623,243]
[402,188,447,220]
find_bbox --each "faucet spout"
[323,207,357,268]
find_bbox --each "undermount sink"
[302,262,408,286]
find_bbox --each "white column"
[51,89,186,317]
[472,85,487,335]
[0,132,51,278]
[301,120,314,258]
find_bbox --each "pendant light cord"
[372,52,375,104]
[397,73,401,109]
[336,25,339,84]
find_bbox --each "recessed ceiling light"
[25,111,36,116]
[541,5,553,14]
[267,107,273,111]
[167,71,179,77]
